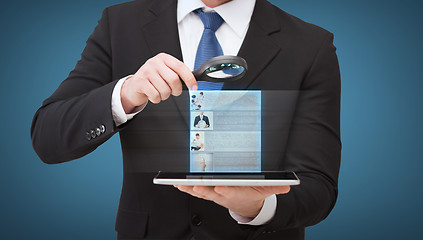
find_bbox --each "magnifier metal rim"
[193,55,248,83]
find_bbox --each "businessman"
[31,0,341,239]
[193,112,210,128]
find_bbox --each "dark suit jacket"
[193,115,210,128]
[31,0,341,239]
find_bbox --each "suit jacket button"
[86,132,91,140]
[95,127,101,136]
[90,130,96,139]
[100,125,106,133]
[191,215,202,226]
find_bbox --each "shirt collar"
[177,0,256,38]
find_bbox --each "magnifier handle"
[192,69,202,81]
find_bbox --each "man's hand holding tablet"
[175,185,290,218]
[154,171,299,218]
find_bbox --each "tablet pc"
[153,171,300,186]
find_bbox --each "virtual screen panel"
[189,91,261,172]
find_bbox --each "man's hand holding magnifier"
[120,53,198,114]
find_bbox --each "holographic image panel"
[189,91,261,172]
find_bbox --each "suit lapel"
[140,0,189,127]
[223,0,281,90]
[141,0,182,62]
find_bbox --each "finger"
[193,186,224,202]
[254,186,291,195]
[272,186,290,194]
[122,76,148,107]
[215,186,257,199]
[175,185,197,196]
[147,72,172,101]
[214,186,236,198]
[214,186,290,201]
[134,78,161,104]
[159,53,198,91]
[176,185,209,200]
[156,62,183,96]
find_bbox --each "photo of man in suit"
[31,0,341,239]
[193,112,210,128]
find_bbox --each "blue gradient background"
[1,0,422,239]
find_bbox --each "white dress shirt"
[111,0,277,226]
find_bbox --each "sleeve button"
[90,130,96,139]
[96,127,101,136]
[86,132,91,141]
[100,125,106,133]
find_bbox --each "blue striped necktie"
[193,9,224,90]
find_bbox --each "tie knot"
[194,9,224,32]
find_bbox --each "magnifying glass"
[192,55,248,83]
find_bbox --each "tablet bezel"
[153,171,300,186]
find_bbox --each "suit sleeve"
[204,116,210,126]
[31,8,119,164]
[193,117,199,127]
[252,32,341,237]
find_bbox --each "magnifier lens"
[205,64,245,79]
[192,55,248,82]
